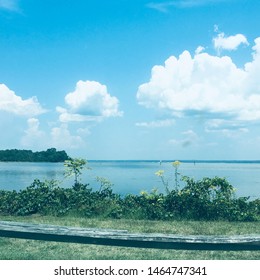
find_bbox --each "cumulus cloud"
[25,118,44,136]
[213,32,249,52]
[58,80,123,123]
[195,46,205,55]
[136,119,175,128]
[21,118,85,150]
[51,124,84,149]
[21,118,46,148]
[56,106,103,123]
[137,37,260,124]
[0,84,45,116]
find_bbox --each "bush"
[163,176,259,221]
[0,177,259,222]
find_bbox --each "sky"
[1,0,260,160]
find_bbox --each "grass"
[0,215,259,260]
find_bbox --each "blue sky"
[1,0,260,160]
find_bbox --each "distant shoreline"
[1,159,260,164]
[0,148,70,163]
[87,159,260,164]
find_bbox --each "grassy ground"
[0,215,259,260]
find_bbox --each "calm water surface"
[0,161,259,199]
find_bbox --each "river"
[0,161,259,199]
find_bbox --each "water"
[0,161,259,199]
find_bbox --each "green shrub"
[162,176,259,221]
[0,176,258,222]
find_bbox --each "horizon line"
[87,159,260,162]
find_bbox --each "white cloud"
[195,46,205,55]
[169,130,199,147]
[56,106,103,123]
[0,0,19,11]
[51,124,84,149]
[213,32,249,52]
[146,2,171,13]
[136,119,175,128]
[0,84,45,117]
[21,118,46,148]
[205,119,246,130]
[77,127,91,136]
[21,118,85,150]
[25,118,44,136]
[205,119,249,138]
[61,80,123,122]
[147,0,227,12]
[137,37,260,123]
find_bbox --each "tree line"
[0,148,70,162]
